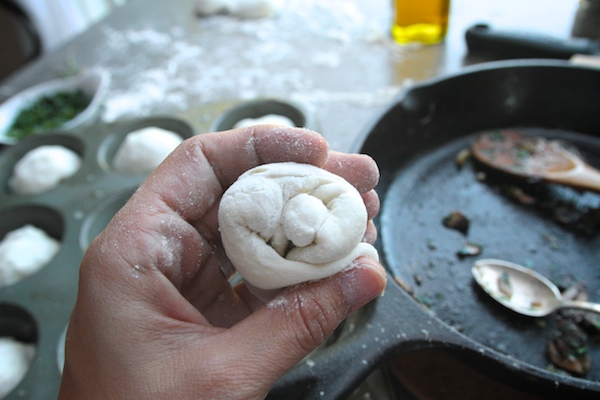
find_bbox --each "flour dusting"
[94,0,405,123]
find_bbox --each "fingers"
[136,125,379,248]
[140,126,378,223]
[323,151,379,193]
[88,125,382,328]
[226,258,387,381]
[104,127,329,294]
[363,190,380,220]
[201,126,333,188]
[142,126,330,222]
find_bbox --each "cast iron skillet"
[268,60,600,399]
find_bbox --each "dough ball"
[233,114,296,129]
[0,338,35,398]
[112,127,183,174]
[218,162,378,290]
[0,225,60,287]
[9,145,81,195]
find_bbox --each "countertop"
[0,0,592,398]
[0,0,583,152]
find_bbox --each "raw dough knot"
[218,162,378,290]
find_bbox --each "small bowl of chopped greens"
[0,69,110,145]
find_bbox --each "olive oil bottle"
[392,0,451,45]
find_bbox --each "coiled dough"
[218,162,378,290]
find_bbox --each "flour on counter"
[95,0,404,124]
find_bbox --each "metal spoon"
[471,258,600,317]
[471,130,600,193]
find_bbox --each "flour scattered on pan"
[96,0,404,123]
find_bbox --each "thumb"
[230,258,387,382]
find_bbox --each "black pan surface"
[381,128,600,379]
[269,60,600,399]
[359,60,600,389]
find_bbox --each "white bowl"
[0,69,111,145]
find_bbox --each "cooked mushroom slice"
[547,315,591,376]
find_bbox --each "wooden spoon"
[471,130,600,193]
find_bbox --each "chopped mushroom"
[497,271,513,298]
[455,148,471,169]
[547,315,591,376]
[443,211,470,235]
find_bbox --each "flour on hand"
[218,162,378,290]
[9,145,81,195]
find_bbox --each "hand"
[58,126,387,400]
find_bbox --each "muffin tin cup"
[209,98,313,132]
[0,98,313,399]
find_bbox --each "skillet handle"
[267,282,474,400]
[266,327,387,400]
[465,23,599,59]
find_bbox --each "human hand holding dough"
[219,162,378,291]
[58,126,386,400]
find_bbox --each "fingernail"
[340,260,387,311]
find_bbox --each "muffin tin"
[209,98,310,132]
[0,98,311,399]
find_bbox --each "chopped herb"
[488,130,506,141]
[414,295,433,307]
[497,271,513,298]
[523,260,535,269]
[516,148,530,160]
[535,320,547,329]
[542,234,559,250]
[6,90,90,139]
[456,241,482,258]
[426,238,437,250]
